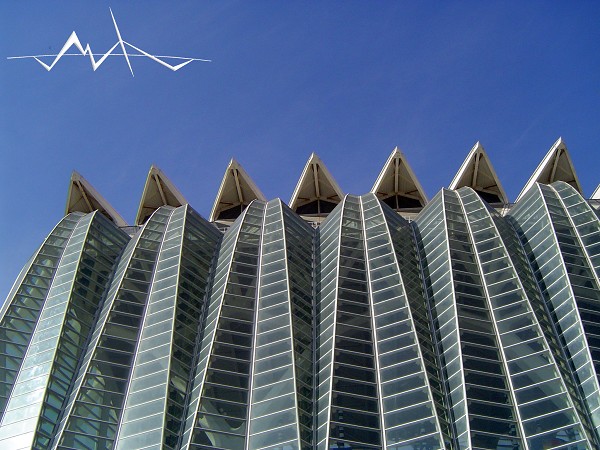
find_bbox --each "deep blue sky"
[1,1,600,299]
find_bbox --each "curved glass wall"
[457,187,594,449]
[316,194,447,450]
[247,199,313,450]
[0,213,84,419]
[0,181,599,450]
[53,206,176,450]
[415,190,524,449]
[114,206,221,450]
[316,195,383,450]
[509,182,600,442]
[361,194,447,450]
[0,212,129,450]
[182,201,266,450]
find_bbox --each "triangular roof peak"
[209,159,266,223]
[591,184,600,200]
[66,171,127,227]
[516,137,583,202]
[289,153,344,217]
[449,142,509,204]
[371,147,428,211]
[135,165,187,225]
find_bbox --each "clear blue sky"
[1,1,600,299]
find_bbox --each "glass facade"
[0,212,129,449]
[1,180,600,450]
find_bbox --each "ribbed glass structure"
[1,151,600,450]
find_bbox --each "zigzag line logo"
[7,8,210,76]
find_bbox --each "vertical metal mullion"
[244,201,267,450]
[359,195,386,448]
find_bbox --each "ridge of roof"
[449,141,509,204]
[66,171,128,227]
[209,159,266,223]
[135,165,187,226]
[371,146,428,209]
[289,153,344,215]
[516,137,582,202]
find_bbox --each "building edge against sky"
[0,139,599,449]
[50,138,598,233]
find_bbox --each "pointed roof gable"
[209,159,266,222]
[371,147,428,210]
[135,165,187,225]
[449,142,509,204]
[289,153,344,216]
[66,171,127,227]
[516,138,583,202]
[592,184,600,200]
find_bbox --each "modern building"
[0,139,599,450]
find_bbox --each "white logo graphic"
[7,8,210,76]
